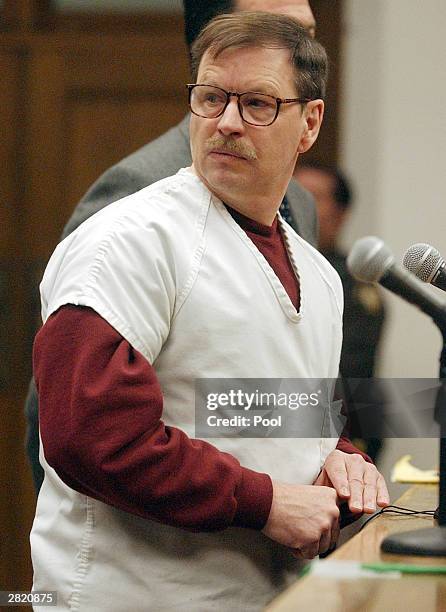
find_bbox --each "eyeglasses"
[187,84,310,127]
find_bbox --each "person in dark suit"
[295,163,386,461]
[26,0,320,491]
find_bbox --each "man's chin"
[211,166,247,184]
[203,168,249,198]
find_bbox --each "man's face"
[190,45,322,219]
[295,167,346,251]
[236,0,316,37]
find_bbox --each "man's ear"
[297,99,324,153]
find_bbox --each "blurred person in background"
[295,163,386,461]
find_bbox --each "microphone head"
[347,236,395,283]
[402,243,444,283]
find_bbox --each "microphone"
[347,236,446,328]
[403,243,446,292]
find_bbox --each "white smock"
[31,168,343,611]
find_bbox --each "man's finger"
[313,470,329,487]
[291,548,305,560]
[345,455,366,512]
[299,543,320,559]
[292,542,319,559]
[377,473,390,507]
[317,523,333,556]
[323,452,350,498]
[362,465,379,513]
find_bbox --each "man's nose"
[217,98,245,136]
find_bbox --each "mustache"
[206,137,257,161]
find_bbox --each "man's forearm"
[34,305,273,531]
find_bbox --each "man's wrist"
[232,468,273,530]
[336,436,373,464]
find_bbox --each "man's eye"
[245,96,272,109]
[204,93,225,104]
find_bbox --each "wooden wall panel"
[66,96,187,206]
[23,50,66,256]
[0,50,20,393]
[2,0,51,31]
[302,0,341,166]
[22,31,189,260]
[63,34,189,93]
[0,46,35,596]
[0,50,19,257]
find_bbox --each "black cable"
[358,504,436,532]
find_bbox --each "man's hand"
[314,450,389,514]
[262,481,340,559]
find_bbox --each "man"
[25,0,319,492]
[31,13,388,611]
[295,164,386,460]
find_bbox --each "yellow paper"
[391,454,439,484]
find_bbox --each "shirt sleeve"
[34,304,273,532]
[335,436,373,464]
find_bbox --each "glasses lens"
[190,86,227,118]
[239,93,277,126]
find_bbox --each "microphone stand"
[381,330,446,555]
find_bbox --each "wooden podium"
[266,485,446,612]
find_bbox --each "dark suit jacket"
[26,114,318,490]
